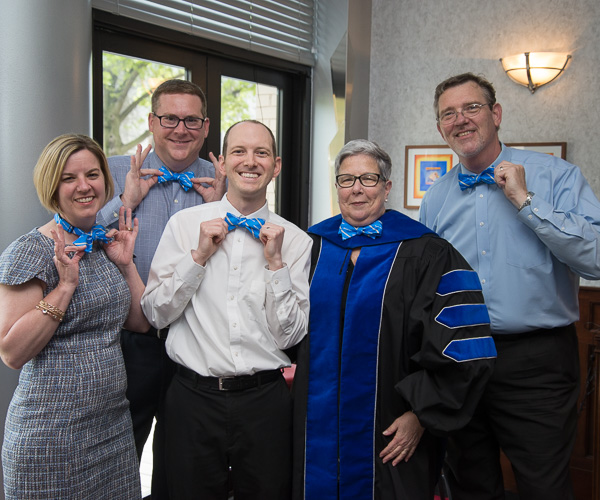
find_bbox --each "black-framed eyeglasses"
[437,103,492,126]
[153,113,207,130]
[336,173,383,188]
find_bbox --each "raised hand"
[104,207,138,268]
[494,160,529,209]
[51,225,84,291]
[190,151,227,202]
[121,144,162,211]
[259,223,285,271]
[191,218,229,266]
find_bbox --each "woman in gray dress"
[0,134,150,499]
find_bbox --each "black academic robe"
[292,210,496,500]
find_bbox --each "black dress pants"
[164,368,292,500]
[445,325,579,500]
[121,329,175,500]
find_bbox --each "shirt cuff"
[97,195,125,227]
[265,264,292,295]
[174,251,207,285]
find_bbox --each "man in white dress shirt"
[141,120,312,500]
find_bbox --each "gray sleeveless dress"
[0,229,141,499]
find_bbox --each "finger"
[130,144,142,173]
[132,216,139,236]
[139,168,164,177]
[392,449,408,466]
[191,177,215,185]
[209,151,219,168]
[140,143,152,163]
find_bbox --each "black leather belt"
[176,364,282,391]
[148,325,170,340]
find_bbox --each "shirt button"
[232,322,237,328]
[233,266,238,271]
[481,250,486,255]
[274,279,279,285]
[561,226,565,230]
[229,295,234,301]
[534,207,538,212]
[113,212,119,218]
[174,199,179,204]
[479,194,484,198]
[479,221,484,227]
[528,215,533,220]
[481,279,486,284]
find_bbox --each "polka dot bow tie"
[458,166,495,190]
[224,212,266,239]
[157,166,194,191]
[338,219,383,240]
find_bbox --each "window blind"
[93,0,316,66]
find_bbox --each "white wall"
[0,2,92,496]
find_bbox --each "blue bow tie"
[458,166,496,190]
[338,219,383,241]
[157,166,194,191]
[54,213,112,253]
[224,212,266,239]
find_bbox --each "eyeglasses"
[153,113,207,130]
[336,173,383,188]
[438,103,492,126]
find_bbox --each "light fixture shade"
[500,52,572,93]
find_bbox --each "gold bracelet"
[35,300,65,322]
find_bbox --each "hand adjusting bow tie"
[54,213,112,253]
[338,219,383,241]
[458,166,496,190]
[157,166,194,191]
[224,212,266,239]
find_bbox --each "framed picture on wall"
[404,145,459,209]
[505,142,567,160]
[404,142,567,209]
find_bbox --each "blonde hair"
[33,134,114,213]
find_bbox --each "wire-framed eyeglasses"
[438,103,492,125]
[153,113,207,130]
[336,173,383,188]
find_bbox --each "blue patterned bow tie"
[157,166,194,191]
[338,219,383,240]
[224,212,266,239]
[458,166,496,190]
[54,213,112,253]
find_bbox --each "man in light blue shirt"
[420,72,600,500]
[97,79,226,500]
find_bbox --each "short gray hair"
[334,139,392,181]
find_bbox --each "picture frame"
[404,142,567,209]
[505,142,566,160]
[404,145,459,209]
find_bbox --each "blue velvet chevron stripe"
[443,337,497,362]
[436,303,490,328]
[305,239,400,500]
[437,269,482,295]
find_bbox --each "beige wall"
[368,0,600,216]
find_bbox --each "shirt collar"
[458,142,510,175]
[218,194,270,221]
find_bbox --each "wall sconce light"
[499,52,572,94]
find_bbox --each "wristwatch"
[518,191,535,211]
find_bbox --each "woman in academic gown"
[292,139,496,500]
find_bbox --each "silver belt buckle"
[218,377,230,391]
